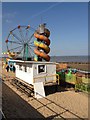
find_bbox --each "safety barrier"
[33,74,59,85]
[57,71,90,93]
[75,76,90,93]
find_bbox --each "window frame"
[37,64,46,74]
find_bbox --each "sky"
[2,2,88,56]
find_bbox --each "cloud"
[3,12,17,18]
[6,19,12,23]
[3,12,17,23]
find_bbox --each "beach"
[0,60,89,119]
[56,62,89,71]
[2,82,88,119]
[67,62,89,71]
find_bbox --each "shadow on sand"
[2,83,44,119]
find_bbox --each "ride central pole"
[26,44,28,61]
[23,43,28,61]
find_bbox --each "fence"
[57,71,90,93]
[75,76,90,93]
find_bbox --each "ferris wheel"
[5,25,36,61]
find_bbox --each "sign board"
[34,82,45,99]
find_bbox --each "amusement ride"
[3,23,51,63]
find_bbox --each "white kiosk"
[10,60,59,99]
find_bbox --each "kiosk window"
[25,66,27,72]
[38,65,46,73]
[19,65,22,70]
[23,65,27,72]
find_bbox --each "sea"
[50,56,88,63]
[0,56,89,63]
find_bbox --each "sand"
[2,83,44,119]
[56,62,89,71]
[0,61,89,119]
[67,62,89,71]
[2,82,89,119]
